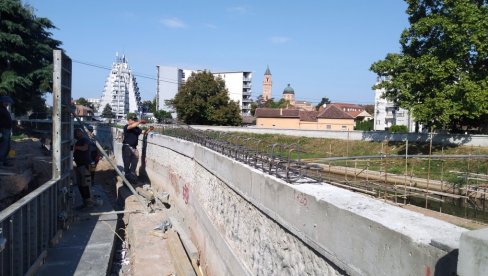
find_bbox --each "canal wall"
[95,126,480,276]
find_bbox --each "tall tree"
[315,97,331,110]
[169,71,242,126]
[153,110,172,123]
[141,100,155,113]
[75,97,95,109]
[0,0,62,115]
[101,104,115,118]
[370,0,488,132]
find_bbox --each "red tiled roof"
[299,111,318,122]
[255,108,300,118]
[75,105,93,116]
[317,105,354,119]
[328,103,366,118]
[331,102,364,109]
[348,110,363,117]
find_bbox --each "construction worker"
[0,96,13,167]
[122,114,152,183]
[73,128,94,208]
[86,125,100,185]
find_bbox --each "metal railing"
[157,124,322,184]
[0,50,73,275]
[0,176,72,275]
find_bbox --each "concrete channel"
[91,125,487,276]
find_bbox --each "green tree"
[362,104,375,116]
[75,97,95,110]
[101,103,115,118]
[0,0,62,115]
[315,97,331,110]
[126,112,136,120]
[76,97,89,106]
[141,100,155,113]
[153,110,172,123]
[169,71,242,126]
[388,125,409,133]
[370,0,488,132]
[354,120,374,131]
[251,96,291,116]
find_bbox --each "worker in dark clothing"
[122,114,151,183]
[86,125,100,185]
[0,96,13,167]
[73,128,94,208]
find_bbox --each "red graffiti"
[295,192,307,206]
[425,265,431,276]
[183,183,189,204]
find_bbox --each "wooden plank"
[394,185,466,199]
[167,229,196,276]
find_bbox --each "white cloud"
[160,17,186,28]
[270,36,291,44]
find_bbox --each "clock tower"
[262,65,272,101]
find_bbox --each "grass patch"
[213,132,488,187]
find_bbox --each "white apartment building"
[157,66,252,116]
[213,71,252,116]
[374,87,418,132]
[99,54,142,119]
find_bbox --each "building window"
[326,125,331,129]
[341,126,347,130]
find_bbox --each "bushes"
[388,125,408,133]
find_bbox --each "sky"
[27,0,409,105]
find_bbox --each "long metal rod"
[313,154,488,161]
[70,110,149,213]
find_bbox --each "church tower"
[282,84,295,105]
[262,65,272,101]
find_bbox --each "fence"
[190,125,488,147]
[0,50,73,275]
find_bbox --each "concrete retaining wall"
[191,125,488,147]
[98,126,472,275]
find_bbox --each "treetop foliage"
[169,71,242,126]
[371,0,488,132]
[101,103,115,118]
[0,0,62,115]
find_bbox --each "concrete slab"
[457,227,488,276]
[36,185,117,276]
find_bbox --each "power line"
[72,59,180,84]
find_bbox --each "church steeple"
[264,65,271,76]
[262,65,272,101]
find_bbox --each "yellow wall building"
[255,105,355,131]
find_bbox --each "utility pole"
[156,65,160,112]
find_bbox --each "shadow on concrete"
[434,249,458,276]
[36,185,117,276]
[138,132,151,185]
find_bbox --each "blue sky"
[28,0,408,105]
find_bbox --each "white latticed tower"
[99,54,142,119]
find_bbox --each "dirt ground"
[0,138,51,210]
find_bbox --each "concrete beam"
[458,228,488,276]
